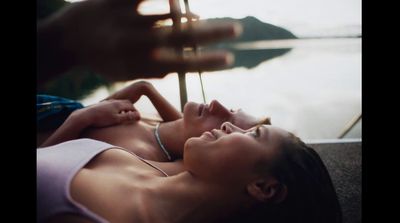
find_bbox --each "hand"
[76,99,140,128]
[106,80,183,121]
[42,0,241,82]
[104,81,153,103]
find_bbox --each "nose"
[210,100,230,117]
[220,122,245,134]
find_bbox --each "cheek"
[208,152,254,183]
[200,120,221,132]
[187,117,225,138]
[183,138,213,174]
[234,117,258,130]
[221,142,252,166]
[221,137,263,172]
[211,139,256,177]
[201,116,227,130]
[184,137,258,183]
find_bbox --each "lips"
[211,129,219,139]
[198,103,204,116]
[209,100,216,112]
[202,131,216,140]
[198,103,210,116]
[197,101,221,117]
[201,129,224,141]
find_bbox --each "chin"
[183,102,197,116]
[184,137,203,151]
[183,139,193,157]
[185,137,197,147]
[182,102,199,131]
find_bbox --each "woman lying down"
[37,81,342,223]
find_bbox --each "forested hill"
[205,16,297,43]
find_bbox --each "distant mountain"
[202,16,296,69]
[204,16,297,44]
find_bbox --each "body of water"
[80,37,361,141]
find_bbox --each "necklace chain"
[118,148,169,177]
[154,123,172,161]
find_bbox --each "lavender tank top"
[37,138,118,223]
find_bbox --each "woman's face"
[184,122,290,184]
[182,100,263,139]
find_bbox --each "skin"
[37,0,242,86]
[51,123,289,223]
[40,82,269,177]
[184,123,287,183]
[181,100,261,139]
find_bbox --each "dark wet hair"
[226,133,342,223]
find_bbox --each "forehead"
[256,125,289,145]
[250,124,287,133]
[230,110,259,128]
[233,109,252,117]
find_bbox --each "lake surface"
[79,38,361,141]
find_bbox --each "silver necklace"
[154,123,172,161]
[119,148,169,177]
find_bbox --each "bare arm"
[143,82,182,121]
[39,100,137,148]
[39,110,90,148]
[106,81,182,122]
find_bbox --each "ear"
[247,178,288,204]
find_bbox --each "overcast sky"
[66,0,362,36]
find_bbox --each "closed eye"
[249,126,261,138]
[230,108,243,113]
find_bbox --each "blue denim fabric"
[37,95,84,131]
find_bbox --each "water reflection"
[38,45,293,100]
[229,48,292,69]
[38,38,361,140]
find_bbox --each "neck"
[157,120,186,158]
[143,172,248,223]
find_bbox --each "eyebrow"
[260,117,271,125]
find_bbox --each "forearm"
[145,84,182,122]
[39,110,91,148]
[106,81,182,121]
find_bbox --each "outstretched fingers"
[106,0,146,9]
[134,13,174,27]
[114,20,243,56]
[158,21,243,47]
